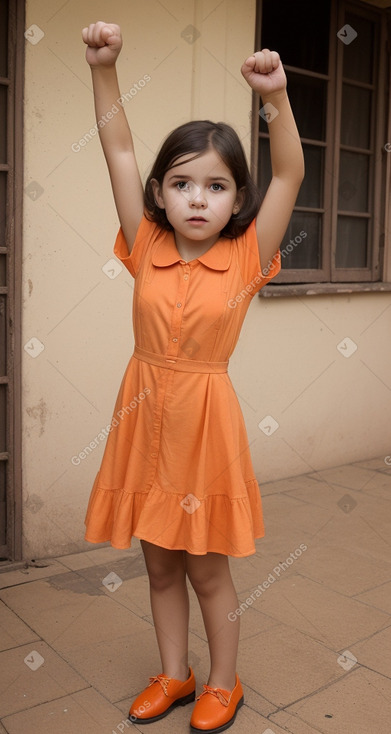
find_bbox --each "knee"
[187,567,221,597]
[147,562,186,592]
[142,543,186,592]
[186,554,232,597]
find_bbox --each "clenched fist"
[241,50,286,97]
[82,22,122,67]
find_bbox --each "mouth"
[187,216,207,222]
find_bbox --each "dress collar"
[151,229,232,271]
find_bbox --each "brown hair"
[144,120,261,238]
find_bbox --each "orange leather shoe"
[128,667,195,723]
[190,674,244,733]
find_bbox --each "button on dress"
[84,215,281,557]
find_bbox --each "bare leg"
[141,540,190,681]
[185,552,240,691]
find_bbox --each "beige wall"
[22,0,391,558]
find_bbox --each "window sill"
[259,282,391,297]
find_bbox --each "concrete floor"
[0,456,390,733]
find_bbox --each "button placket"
[149,263,192,475]
[148,369,170,470]
[167,264,191,356]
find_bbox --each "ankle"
[162,664,190,682]
[207,674,236,691]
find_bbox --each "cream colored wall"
[22,0,391,558]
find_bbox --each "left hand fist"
[241,49,286,96]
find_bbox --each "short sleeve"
[237,218,281,296]
[113,215,158,278]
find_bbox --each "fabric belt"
[133,345,228,373]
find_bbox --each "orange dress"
[84,215,281,557]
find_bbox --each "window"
[254,0,389,288]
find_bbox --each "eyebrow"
[167,174,231,182]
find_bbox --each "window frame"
[0,0,24,562]
[252,0,391,295]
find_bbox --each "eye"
[210,183,224,191]
[176,181,189,190]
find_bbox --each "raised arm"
[241,50,304,273]
[82,22,144,252]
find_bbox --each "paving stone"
[360,471,391,501]
[350,625,391,680]
[353,457,391,474]
[356,579,391,614]
[238,623,345,708]
[1,687,125,734]
[0,559,71,590]
[259,493,333,556]
[271,667,391,734]
[60,626,160,702]
[0,601,39,652]
[258,473,326,496]
[0,640,87,718]
[307,507,391,565]
[293,543,391,596]
[307,464,377,491]
[56,544,139,571]
[251,573,389,649]
[108,573,151,619]
[0,577,150,651]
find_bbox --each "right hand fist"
[82,22,122,67]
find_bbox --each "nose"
[189,184,207,207]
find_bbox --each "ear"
[150,178,165,209]
[232,187,245,215]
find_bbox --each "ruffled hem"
[84,473,264,557]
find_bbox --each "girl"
[82,21,304,734]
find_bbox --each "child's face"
[151,149,243,244]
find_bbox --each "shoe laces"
[197,684,230,707]
[148,674,171,697]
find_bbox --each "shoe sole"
[190,695,244,734]
[129,690,196,724]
